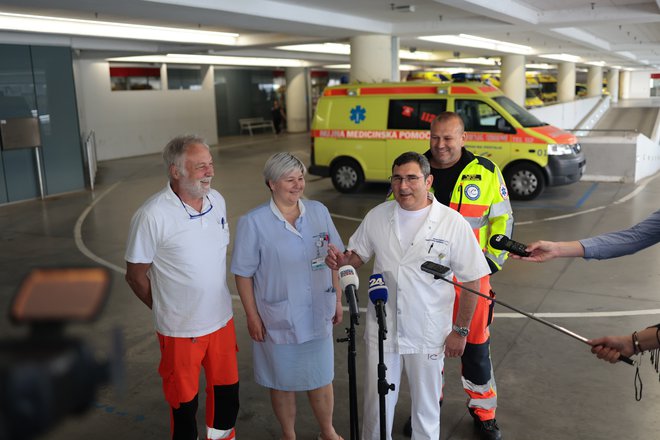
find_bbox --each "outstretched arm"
[589,326,660,364]
[509,240,584,262]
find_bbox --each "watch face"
[453,325,469,337]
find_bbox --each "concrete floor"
[2,129,660,440]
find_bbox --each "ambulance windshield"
[493,96,547,128]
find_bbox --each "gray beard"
[180,179,211,199]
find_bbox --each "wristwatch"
[452,324,469,337]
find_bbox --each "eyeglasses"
[389,174,426,185]
[178,195,213,219]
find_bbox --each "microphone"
[368,274,388,337]
[339,265,360,323]
[490,234,531,257]
[421,261,450,278]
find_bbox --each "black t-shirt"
[425,148,473,207]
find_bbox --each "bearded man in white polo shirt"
[125,135,239,440]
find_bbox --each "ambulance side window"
[418,100,447,130]
[455,100,502,133]
[388,99,447,130]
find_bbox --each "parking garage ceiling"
[0,0,658,69]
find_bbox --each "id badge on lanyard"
[311,232,329,270]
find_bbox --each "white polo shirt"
[125,184,233,337]
[348,197,490,354]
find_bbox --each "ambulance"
[481,73,543,108]
[309,81,585,200]
[537,74,558,103]
[406,71,451,82]
[525,76,544,108]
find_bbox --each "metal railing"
[569,128,639,138]
[84,130,98,190]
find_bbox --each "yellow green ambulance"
[309,81,585,200]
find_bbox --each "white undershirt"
[396,203,432,249]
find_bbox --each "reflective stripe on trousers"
[461,341,497,421]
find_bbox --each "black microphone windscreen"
[489,234,531,257]
[489,234,508,250]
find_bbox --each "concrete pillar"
[619,70,631,100]
[500,55,525,107]
[391,36,400,82]
[285,67,308,133]
[160,63,169,90]
[557,62,575,103]
[607,68,620,103]
[587,66,603,97]
[350,35,398,82]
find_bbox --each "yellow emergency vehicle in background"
[406,71,451,82]
[575,83,588,98]
[575,82,609,98]
[536,73,558,103]
[309,81,585,200]
[525,76,544,108]
[481,73,544,108]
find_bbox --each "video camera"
[0,267,122,440]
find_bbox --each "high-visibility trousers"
[452,275,497,421]
[158,319,240,440]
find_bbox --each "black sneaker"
[473,418,502,440]
[403,416,412,437]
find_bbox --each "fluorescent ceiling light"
[446,57,498,66]
[432,67,474,74]
[616,51,637,61]
[539,53,582,63]
[525,63,555,69]
[0,12,238,45]
[400,50,435,61]
[320,64,420,71]
[323,64,351,69]
[276,43,435,61]
[108,54,309,67]
[419,34,533,55]
[277,43,350,55]
[585,60,606,67]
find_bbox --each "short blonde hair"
[263,152,307,188]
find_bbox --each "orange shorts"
[157,319,239,408]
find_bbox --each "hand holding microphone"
[490,234,588,262]
[368,274,388,337]
[326,244,355,270]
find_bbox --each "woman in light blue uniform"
[231,152,344,440]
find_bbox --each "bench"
[239,117,276,135]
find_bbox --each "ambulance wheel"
[331,159,364,193]
[505,163,545,200]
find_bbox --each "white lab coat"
[348,197,490,354]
